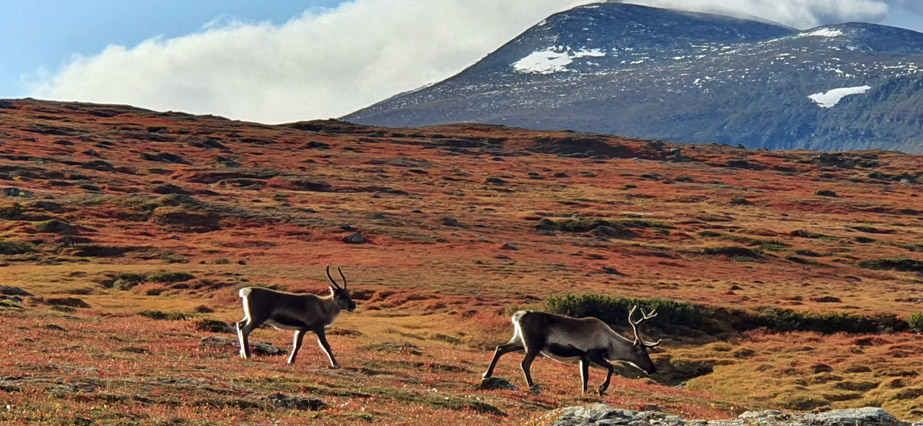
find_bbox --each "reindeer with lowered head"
[236,265,356,368]
[483,305,660,395]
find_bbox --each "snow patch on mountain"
[808,85,872,108]
[799,28,845,38]
[513,48,606,74]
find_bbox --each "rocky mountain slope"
[344,3,923,153]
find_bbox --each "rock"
[601,266,623,275]
[29,201,64,213]
[342,232,367,244]
[265,392,325,411]
[501,242,518,250]
[0,286,32,297]
[152,207,220,233]
[200,336,286,356]
[533,404,912,426]
[1,188,34,198]
[442,217,463,227]
[475,377,518,391]
[194,319,236,334]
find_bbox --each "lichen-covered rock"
[475,377,518,391]
[265,392,325,410]
[533,404,912,426]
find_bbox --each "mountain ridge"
[343,3,923,153]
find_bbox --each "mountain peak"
[344,4,923,153]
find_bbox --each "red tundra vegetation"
[0,99,921,424]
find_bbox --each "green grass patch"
[858,258,923,273]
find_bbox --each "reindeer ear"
[329,285,337,294]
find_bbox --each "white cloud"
[29,0,911,123]
[30,0,588,123]
[615,0,890,28]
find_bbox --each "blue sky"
[3,0,921,122]
[0,1,340,97]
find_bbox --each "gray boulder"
[535,404,912,426]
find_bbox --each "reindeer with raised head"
[236,265,356,368]
[482,306,660,395]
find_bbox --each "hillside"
[0,99,922,424]
[344,3,923,153]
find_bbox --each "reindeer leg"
[315,327,340,369]
[236,318,253,359]
[580,358,590,394]
[587,350,614,396]
[288,329,306,365]
[520,350,539,391]
[483,341,523,378]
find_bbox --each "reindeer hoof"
[528,384,542,394]
[596,387,607,397]
[328,364,342,370]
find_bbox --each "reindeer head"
[627,305,661,374]
[326,265,356,312]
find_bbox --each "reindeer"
[236,265,356,368]
[482,306,660,395]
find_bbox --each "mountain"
[343,3,923,153]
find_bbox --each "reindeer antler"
[337,267,347,289]
[628,305,661,348]
[326,265,342,289]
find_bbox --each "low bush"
[138,310,188,321]
[703,246,762,259]
[909,313,923,333]
[0,241,35,255]
[147,271,195,283]
[544,294,713,333]
[784,255,817,265]
[34,219,76,235]
[858,258,923,273]
[111,273,147,290]
[543,293,907,336]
